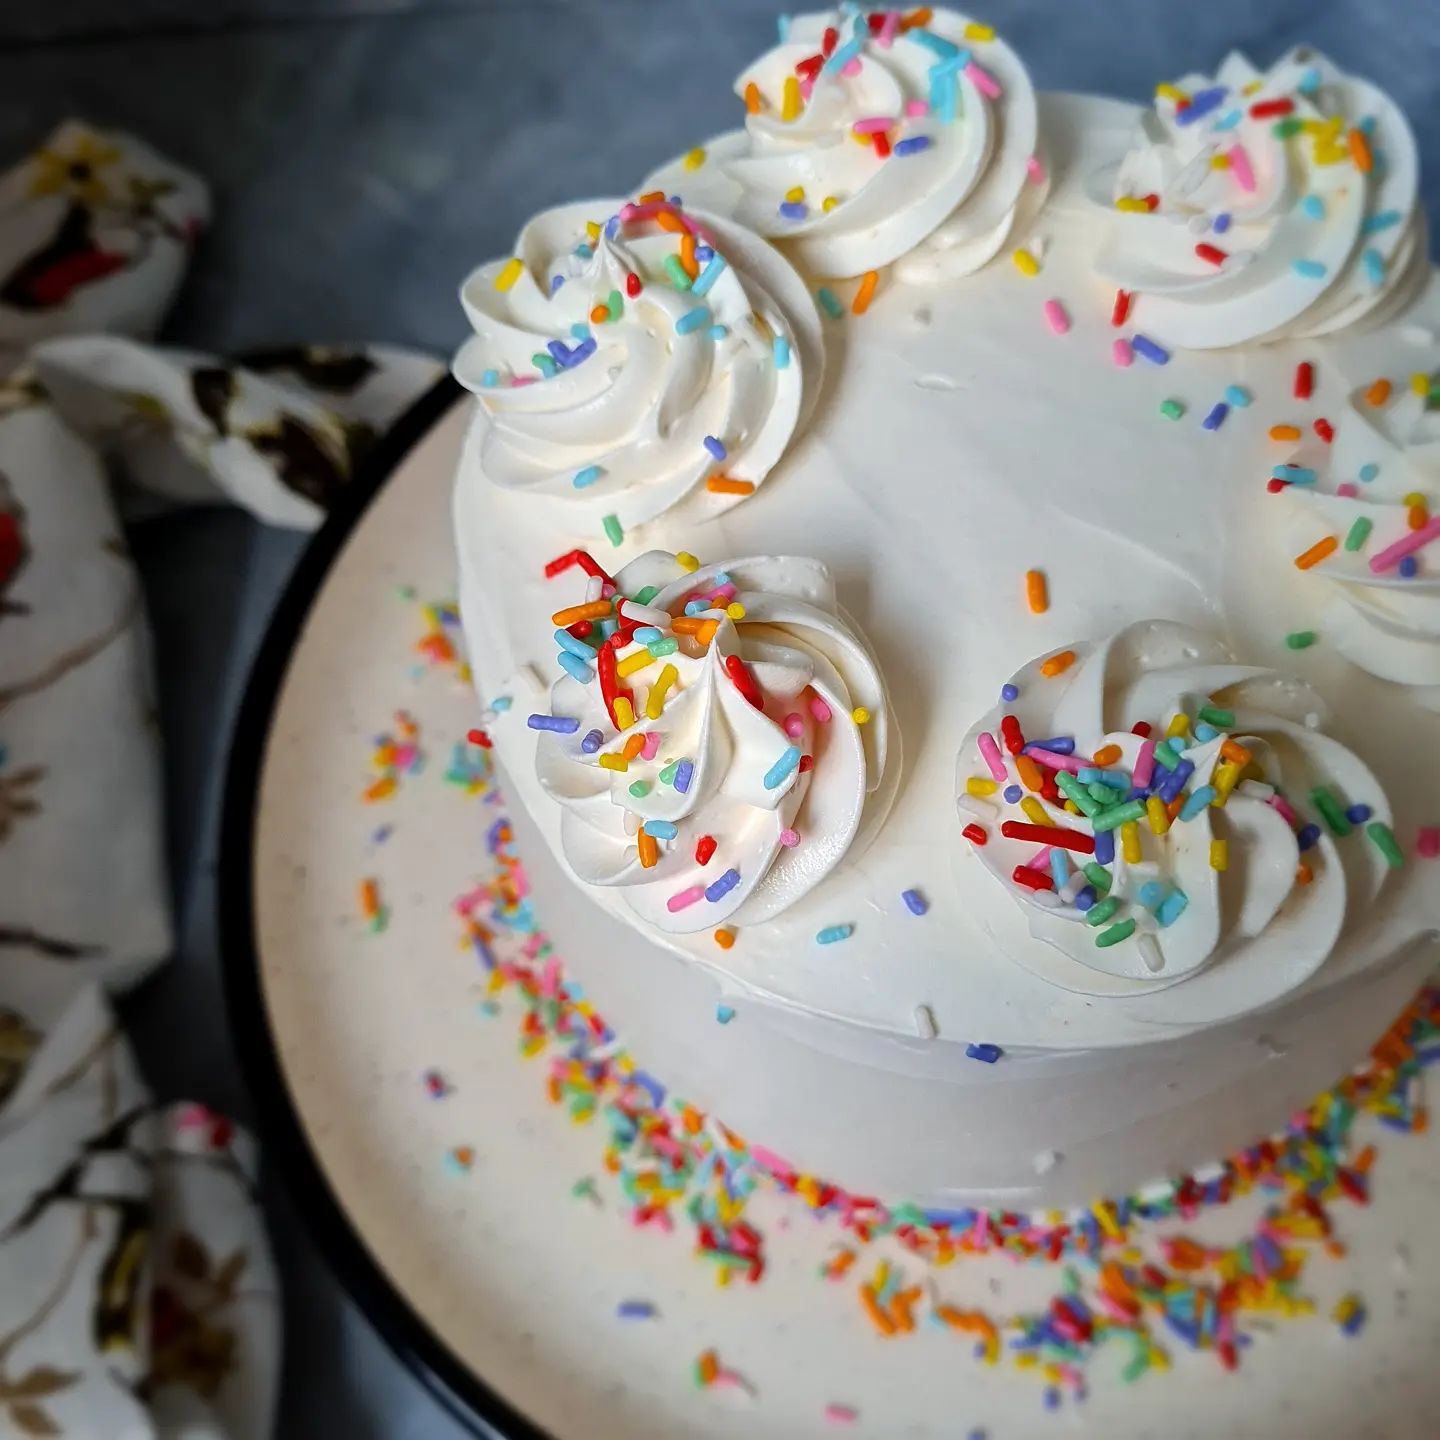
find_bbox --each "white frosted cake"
[449,10,1440,1212]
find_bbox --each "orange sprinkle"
[1409,503,1430,531]
[1294,535,1339,570]
[1088,743,1119,767]
[638,189,666,205]
[706,476,756,496]
[889,1286,922,1333]
[697,1349,720,1385]
[744,81,762,114]
[1297,861,1314,886]
[859,1285,898,1336]
[1366,378,1392,406]
[1268,424,1302,441]
[655,209,685,233]
[359,878,381,918]
[713,927,736,949]
[1015,754,1045,792]
[1348,127,1373,173]
[589,303,610,325]
[1166,794,1185,822]
[679,231,699,280]
[637,828,659,869]
[1025,568,1048,614]
[852,269,879,315]
[900,5,933,28]
[1039,649,1076,678]
[552,599,611,627]
[1220,738,1253,769]
[622,733,646,761]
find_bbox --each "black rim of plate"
[219,373,556,1440]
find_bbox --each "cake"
[449,7,1440,1227]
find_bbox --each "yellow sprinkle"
[966,776,999,797]
[1213,760,1241,805]
[782,75,802,122]
[684,147,707,171]
[1154,83,1187,102]
[1210,839,1229,872]
[1209,153,1231,170]
[726,602,746,620]
[1012,247,1040,277]
[1114,196,1151,213]
[1064,800,1081,816]
[1404,490,1426,507]
[1020,796,1053,828]
[784,185,806,204]
[676,551,700,573]
[1165,713,1189,740]
[494,257,524,292]
[851,706,871,725]
[963,21,995,40]
[1146,795,1170,836]
[585,220,601,244]
[1121,820,1142,865]
[822,195,840,213]
[1411,372,1431,397]
[613,696,635,730]
[617,648,657,678]
[598,753,628,772]
[646,663,679,720]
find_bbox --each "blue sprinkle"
[674,758,695,793]
[481,368,498,387]
[631,1070,666,1108]
[581,729,604,754]
[1345,804,1373,825]
[569,322,592,341]
[644,820,678,840]
[1297,823,1321,852]
[1131,333,1170,366]
[528,713,580,733]
[1212,211,1231,234]
[1292,258,1328,280]
[1362,248,1386,287]
[715,1004,736,1025]
[1298,67,1321,95]
[573,464,604,489]
[1174,85,1227,126]
[549,274,566,295]
[1093,830,1115,865]
[1001,683,1020,702]
[692,255,728,299]
[705,867,741,903]
[907,28,960,59]
[1399,555,1419,578]
[1224,384,1252,408]
[491,696,513,713]
[1030,736,1076,754]
[703,435,727,461]
[1359,463,1379,483]
[1138,880,1167,911]
[707,324,728,341]
[763,745,803,790]
[816,923,855,944]
[617,1300,656,1319]
[675,305,712,335]
[894,135,933,157]
[1157,759,1194,804]
[779,200,808,221]
[1074,886,1097,912]
[1157,888,1190,927]
[777,12,790,40]
[695,245,715,263]
[823,36,864,73]
[1273,464,1317,485]
[965,1042,1003,1064]
[557,651,594,684]
[556,628,595,659]
[1202,402,1229,432]
[902,888,929,916]
[773,335,791,369]
[1212,109,1242,132]
[1363,209,1402,234]
[1003,784,1023,804]
[1300,194,1325,220]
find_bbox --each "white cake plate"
[222,380,1440,1440]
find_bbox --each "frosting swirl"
[1277,379,1440,703]
[532,550,896,935]
[1094,48,1426,349]
[643,8,1042,280]
[453,199,822,530]
[957,622,1400,994]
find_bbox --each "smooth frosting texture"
[532,551,895,934]
[644,8,1041,280]
[452,199,823,531]
[1277,380,1440,703]
[1095,48,1427,349]
[957,622,1397,997]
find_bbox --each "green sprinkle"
[1082,862,1112,894]
[1272,117,1304,139]
[1085,896,1121,927]
[1154,739,1182,769]
[628,780,651,798]
[1344,516,1373,552]
[1198,706,1234,728]
[633,585,660,604]
[1056,770,1102,818]
[648,636,679,657]
[1092,798,1146,832]
[658,760,679,785]
[532,353,559,377]
[1286,630,1318,650]
[1311,785,1353,837]
[607,288,623,319]
[1160,398,1185,420]
[1366,821,1405,869]
[816,286,845,319]
[663,255,692,290]
[602,513,624,547]
[1096,918,1137,948]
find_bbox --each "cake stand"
[220,377,1440,1440]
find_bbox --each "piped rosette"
[1275,376,1440,702]
[453,197,823,533]
[644,7,1043,281]
[957,622,1403,993]
[1093,48,1426,349]
[529,549,896,935]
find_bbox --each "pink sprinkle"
[1369,514,1440,574]
[1269,793,1300,828]
[783,712,805,738]
[1418,826,1440,858]
[964,59,1001,100]
[824,1404,859,1425]
[707,582,737,603]
[904,98,929,118]
[809,693,833,722]
[841,57,862,77]
[667,885,706,912]
[877,9,900,46]
[1228,143,1256,194]
[1025,746,1087,774]
[749,1143,795,1176]
[779,828,800,847]
[511,375,538,388]
[852,115,895,134]
[1133,738,1157,789]
[1336,482,1360,498]
[1026,153,1047,185]
[641,731,661,760]
[976,730,1008,781]
[1112,338,1133,367]
[1026,846,1053,870]
[800,76,815,101]
[1043,298,1071,335]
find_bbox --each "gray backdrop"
[4,3,1435,1435]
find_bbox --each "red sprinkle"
[1131,721,1153,738]
[1314,417,1335,443]
[1000,714,1025,755]
[822,24,838,55]
[1294,361,1314,400]
[798,754,815,774]
[1003,821,1096,854]
[723,653,765,710]
[795,53,824,81]
[872,131,892,159]
[544,548,584,579]
[1012,865,1054,893]
[625,272,642,298]
[1141,193,1160,212]
[1250,97,1294,119]
[1111,289,1133,327]
[1195,242,1228,266]
[695,835,717,866]
[466,728,493,749]
[963,823,988,846]
[1266,477,1287,494]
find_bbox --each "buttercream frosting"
[1094,48,1427,349]
[643,7,1042,280]
[452,199,822,531]
[957,622,1398,994]
[531,550,895,934]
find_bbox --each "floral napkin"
[0,121,440,1437]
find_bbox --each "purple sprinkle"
[778,200,808,221]
[372,824,394,844]
[550,273,566,294]
[695,245,715,262]
[1029,735,1076,754]
[617,1300,656,1320]
[1213,211,1231,234]
[1003,784,1023,804]
[902,888,928,916]
[1131,333,1170,366]
[1001,683,1019,702]
[1074,885,1097,912]
[1094,830,1116,865]
[1202,401,1229,432]
[674,758,695,793]
[703,435,727,462]
[547,339,572,364]
[528,713,581,734]
[1174,85,1227,126]
[581,728,604,754]
[705,867,741,903]
[894,135,933,156]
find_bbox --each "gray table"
[5,3,1436,1434]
